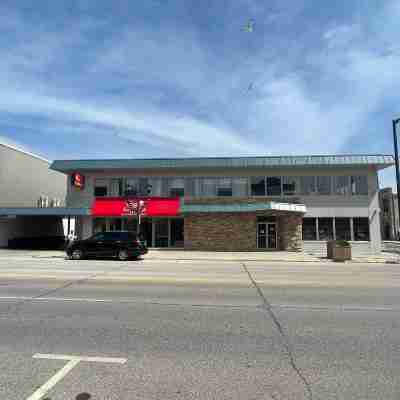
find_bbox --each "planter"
[327,240,336,259]
[333,244,352,262]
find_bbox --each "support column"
[350,218,354,241]
[332,217,336,240]
[316,217,320,240]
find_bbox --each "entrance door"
[154,219,169,247]
[257,223,277,249]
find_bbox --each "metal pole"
[393,119,400,240]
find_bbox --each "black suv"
[66,231,148,261]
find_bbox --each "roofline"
[0,141,50,164]
[51,153,394,163]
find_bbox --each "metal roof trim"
[181,202,306,214]
[0,207,91,216]
[50,154,394,173]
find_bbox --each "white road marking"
[33,353,127,364]
[26,358,80,400]
[26,354,127,400]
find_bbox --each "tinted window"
[91,233,105,241]
[251,177,265,196]
[266,177,281,196]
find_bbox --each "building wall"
[0,144,66,207]
[65,165,382,252]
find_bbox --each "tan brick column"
[280,213,303,252]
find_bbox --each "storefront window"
[302,218,317,240]
[232,177,248,196]
[353,217,370,240]
[300,176,316,195]
[266,177,281,196]
[217,178,232,196]
[334,176,349,195]
[318,218,333,240]
[125,217,138,232]
[93,218,107,233]
[109,218,122,231]
[170,219,184,247]
[94,179,108,197]
[251,177,266,196]
[282,176,299,195]
[335,218,351,240]
[316,176,331,195]
[351,176,368,195]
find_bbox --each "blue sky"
[0,0,399,187]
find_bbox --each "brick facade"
[184,210,303,252]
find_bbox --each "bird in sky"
[243,19,254,33]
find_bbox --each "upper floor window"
[300,176,316,195]
[316,176,331,195]
[124,178,139,196]
[200,178,216,197]
[334,176,349,195]
[169,178,185,197]
[251,177,265,196]
[282,176,299,195]
[217,178,232,196]
[232,177,248,196]
[94,179,108,197]
[351,176,368,195]
[266,177,281,196]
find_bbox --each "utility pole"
[393,118,400,239]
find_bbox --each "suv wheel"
[118,249,129,261]
[71,249,84,260]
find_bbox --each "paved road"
[0,257,399,399]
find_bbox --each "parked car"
[66,231,148,260]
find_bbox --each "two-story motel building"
[50,154,394,255]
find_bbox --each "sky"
[0,0,399,188]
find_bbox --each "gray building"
[50,154,394,255]
[0,141,67,247]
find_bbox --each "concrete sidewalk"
[0,248,399,263]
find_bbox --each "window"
[200,178,216,197]
[282,176,299,195]
[335,218,351,240]
[109,218,122,231]
[316,176,331,195]
[232,177,248,196]
[334,176,349,195]
[300,176,316,195]
[318,218,333,240]
[302,218,317,240]
[109,178,123,196]
[148,178,162,196]
[217,178,232,196]
[251,177,266,196]
[91,233,105,241]
[351,176,368,195]
[266,177,281,196]
[169,178,185,197]
[184,178,196,197]
[353,217,370,241]
[124,178,139,196]
[94,179,108,197]
[93,218,107,233]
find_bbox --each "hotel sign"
[71,173,85,189]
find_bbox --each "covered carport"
[0,207,90,248]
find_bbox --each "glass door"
[257,222,277,249]
[266,223,277,249]
[154,219,169,247]
[257,223,267,248]
[170,218,184,247]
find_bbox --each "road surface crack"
[241,262,313,400]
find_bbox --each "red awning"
[91,197,180,217]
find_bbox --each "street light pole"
[393,118,400,239]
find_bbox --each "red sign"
[91,197,180,217]
[71,173,85,189]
